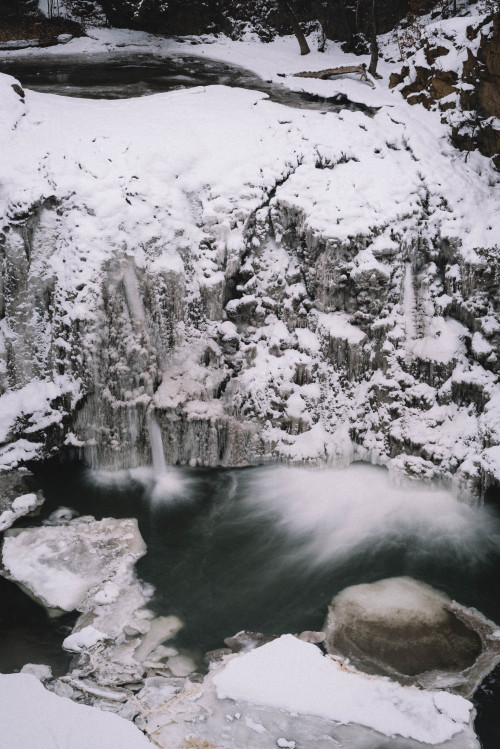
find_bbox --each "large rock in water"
[323,577,500,696]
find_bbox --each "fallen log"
[293,64,375,88]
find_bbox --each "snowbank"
[0,673,152,749]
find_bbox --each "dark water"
[0,575,75,677]
[0,53,376,114]
[3,460,500,746]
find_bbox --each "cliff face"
[0,47,499,496]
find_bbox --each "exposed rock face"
[390,13,500,169]
[323,577,500,697]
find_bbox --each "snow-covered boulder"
[136,634,479,749]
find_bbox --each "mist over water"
[232,464,500,569]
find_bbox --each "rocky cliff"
[0,34,499,498]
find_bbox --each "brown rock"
[477,122,500,161]
[389,65,409,89]
[483,16,500,76]
[429,72,457,100]
[425,45,449,65]
[478,79,500,118]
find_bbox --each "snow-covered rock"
[0,470,44,531]
[135,634,479,749]
[213,634,475,745]
[0,30,498,497]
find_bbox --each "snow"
[213,634,474,745]
[317,312,366,344]
[63,625,107,652]
[0,673,152,749]
[0,492,39,531]
[411,317,467,364]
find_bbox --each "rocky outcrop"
[390,13,500,169]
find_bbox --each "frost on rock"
[0,28,498,495]
[323,577,500,697]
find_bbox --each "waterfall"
[147,413,187,503]
[148,414,167,477]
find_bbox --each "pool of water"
[3,460,500,746]
[0,52,376,114]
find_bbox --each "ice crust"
[1,517,146,613]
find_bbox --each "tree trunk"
[368,0,379,78]
[278,0,311,55]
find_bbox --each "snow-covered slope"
[0,30,499,496]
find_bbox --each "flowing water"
[0,52,376,113]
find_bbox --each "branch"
[293,64,376,88]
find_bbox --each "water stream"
[0,52,377,113]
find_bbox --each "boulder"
[323,577,500,696]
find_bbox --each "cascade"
[148,412,167,477]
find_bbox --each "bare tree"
[278,0,311,55]
[368,0,381,78]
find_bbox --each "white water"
[148,414,167,476]
[232,464,500,569]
